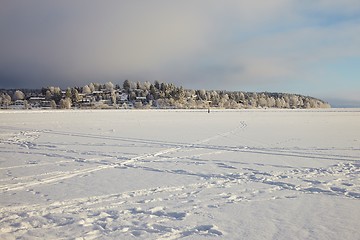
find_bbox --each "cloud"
[0,0,359,103]
[1,1,215,87]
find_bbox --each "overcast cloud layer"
[1,0,359,106]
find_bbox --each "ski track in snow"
[0,111,359,239]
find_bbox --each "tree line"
[0,80,330,109]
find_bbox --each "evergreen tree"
[123,80,131,91]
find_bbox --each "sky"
[0,1,359,107]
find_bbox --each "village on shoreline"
[1,80,330,110]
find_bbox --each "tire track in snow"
[0,149,171,193]
[0,160,72,170]
[120,121,247,166]
[1,123,244,192]
[0,121,246,171]
[0,165,111,192]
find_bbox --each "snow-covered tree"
[219,94,229,108]
[45,90,52,100]
[13,90,25,101]
[105,82,114,91]
[198,89,206,100]
[54,87,61,94]
[267,97,275,108]
[82,85,91,94]
[60,98,72,109]
[304,99,311,109]
[134,101,143,109]
[130,81,137,90]
[154,80,161,90]
[275,98,284,108]
[258,97,267,108]
[136,81,142,90]
[298,97,304,108]
[111,90,117,105]
[0,93,11,107]
[93,83,101,91]
[123,80,131,91]
[23,100,29,109]
[289,95,299,108]
[71,88,80,103]
[186,98,196,109]
[143,81,151,90]
[239,92,245,102]
[89,83,95,93]
[50,100,57,109]
[48,86,55,94]
[185,89,195,99]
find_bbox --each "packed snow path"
[0,109,359,239]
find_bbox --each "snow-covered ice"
[0,109,359,239]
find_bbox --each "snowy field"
[0,109,359,240]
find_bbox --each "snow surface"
[0,109,359,239]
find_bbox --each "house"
[78,97,93,108]
[10,100,26,109]
[117,93,129,104]
[135,96,147,101]
[92,90,104,95]
[28,96,51,108]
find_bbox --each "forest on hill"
[1,80,330,109]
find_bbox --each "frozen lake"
[0,109,359,239]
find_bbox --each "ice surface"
[0,109,359,239]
